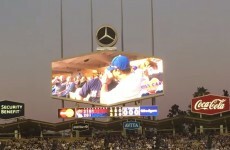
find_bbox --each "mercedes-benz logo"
[96,26,118,47]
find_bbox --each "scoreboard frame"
[58,105,158,119]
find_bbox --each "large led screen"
[51,50,163,106]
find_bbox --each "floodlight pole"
[151,0,156,121]
[60,0,65,124]
[121,0,124,51]
[151,0,154,56]
[90,0,94,52]
[60,0,63,58]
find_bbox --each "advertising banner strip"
[58,105,159,118]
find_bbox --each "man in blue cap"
[100,55,143,104]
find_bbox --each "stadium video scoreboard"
[58,105,158,119]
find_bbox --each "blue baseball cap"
[107,55,130,71]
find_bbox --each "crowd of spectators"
[52,74,88,98]
[1,132,229,150]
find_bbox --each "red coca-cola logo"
[191,94,230,115]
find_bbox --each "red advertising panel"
[191,94,230,115]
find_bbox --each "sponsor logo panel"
[123,121,140,130]
[0,100,25,119]
[140,105,158,116]
[58,108,75,118]
[72,123,89,132]
[191,95,230,115]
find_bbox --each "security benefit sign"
[0,100,25,119]
[123,121,140,130]
[72,123,89,132]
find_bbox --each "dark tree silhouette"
[167,104,186,118]
[167,104,187,133]
[223,89,229,97]
[193,86,210,98]
[221,89,230,116]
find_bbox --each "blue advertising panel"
[140,105,158,116]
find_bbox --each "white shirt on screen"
[100,72,143,104]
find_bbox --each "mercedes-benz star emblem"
[96,26,118,47]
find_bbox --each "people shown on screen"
[139,58,163,96]
[100,55,143,104]
[52,75,67,96]
[78,76,87,88]
[76,76,102,103]
[73,74,118,103]
[74,73,82,88]
[57,75,76,98]
[142,58,159,80]
[52,56,163,104]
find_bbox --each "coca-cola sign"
[191,94,230,115]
